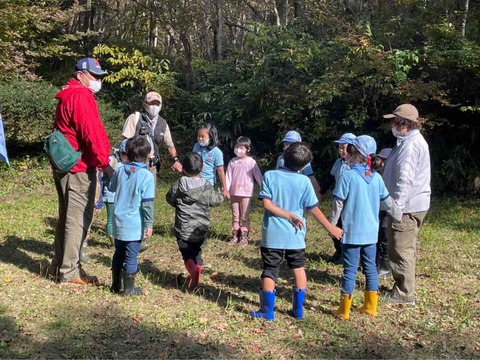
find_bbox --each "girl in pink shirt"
[226,136,263,247]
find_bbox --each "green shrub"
[0,79,57,144]
[0,78,124,154]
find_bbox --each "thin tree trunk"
[84,0,92,32]
[214,0,223,60]
[461,0,469,37]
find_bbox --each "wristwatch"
[172,156,180,163]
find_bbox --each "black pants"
[177,238,205,266]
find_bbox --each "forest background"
[1,0,479,190]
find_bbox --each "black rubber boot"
[110,267,122,294]
[122,271,142,296]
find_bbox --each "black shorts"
[260,247,305,282]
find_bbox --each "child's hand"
[223,189,230,199]
[144,228,153,237]
[288,214,304,231]
[329,226,343,241]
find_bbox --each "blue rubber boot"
[250,290,275,321]
[292,287,306,320]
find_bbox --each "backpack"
[134,112,167,170]
[44,130,82,173]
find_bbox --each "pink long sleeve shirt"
[226,156,263,197]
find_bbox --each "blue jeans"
[112,239,141,274]
[341,243,378,295]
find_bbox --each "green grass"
[0,159,479,358]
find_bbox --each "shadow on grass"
[0,235,52,275]
[139,259,259,311]
[0,302,238,358]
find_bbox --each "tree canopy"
[1,0,479,191]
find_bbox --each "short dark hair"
[371,155,385,172]
[126,135,151,162]
[236,136,252,152]
[182,152,203,176]
[198,123,219,150]
[283,142,313,171]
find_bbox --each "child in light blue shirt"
[275,130,321,200]
[192,123,228,198]
[108,136,155,296]
[321,132,356,264]
[250,143,343,322]
[330,135,400,320]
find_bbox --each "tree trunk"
[84,0,92,32]
[293,0,302,21]
[461,0,469,37]
[214,0,223,60]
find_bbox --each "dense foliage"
[0,0,479,191]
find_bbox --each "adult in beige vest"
[121,91,182,181]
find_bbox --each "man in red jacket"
[50,58,114,284]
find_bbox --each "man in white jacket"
[382,104,431,305]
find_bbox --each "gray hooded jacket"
[166,176,224,242]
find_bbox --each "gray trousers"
[387,211,427,302]
[50,171,97,282]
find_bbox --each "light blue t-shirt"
[259,169,318,249]
[330,158,350,183]
[276,155,314,176]
[193,143,224,185]
[108,162,155,241]
[333,164,389,245]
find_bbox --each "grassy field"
[0,158,479,359]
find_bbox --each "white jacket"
[382,129,431,214]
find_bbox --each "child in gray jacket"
[166,152,224,290]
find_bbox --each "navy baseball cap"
[75,58,108,77]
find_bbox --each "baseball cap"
[144,91,162,103]
[282,131,302,143]
[334,132,356,144]
[75,58,108,77]
[383,104,419,123]
[119,139,128,153]
[352,135,377,158]
[377,148,392,159]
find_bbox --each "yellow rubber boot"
[332,293,352,320]
[356,290,378,316]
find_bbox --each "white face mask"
[391,127,404,138]
[234,148,246,158]
[145,104,161,117]
[199,139,210,147]
[88,79,102,93]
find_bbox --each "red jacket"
[55,79,111,173]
